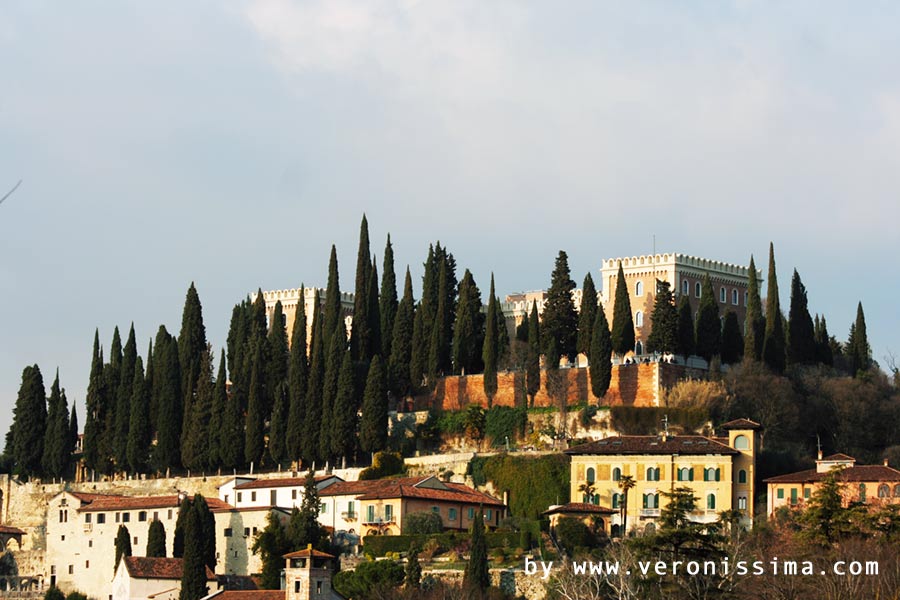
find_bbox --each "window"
[859,483,867,503]
[612,467,622,481]
[85,561,89,569]
[682,280,689,296]
[320,503,327,514]
[133,537,138,546]
[61,535,65,541]
[431,506,440,514]
[486,509,493,521]
[448,508,457,521]
[738,497,747,510]
[804,488,811,499]
[612,493,622,509]
[347,501,355,518]
[237,493,243,503]
[707,494,716,510]
[878,484,890,498]
[734,435,749,450]
[635,281,643,297]
[271,490,277,505]
[468,508,475,520]
[85,514,92,524]
[292,490,297,500]
[894,485,900,498]
[251,492,257,502]
[586,467,595,484]
[244,528,250,537]
[88,540,92,547]
[695,282,702,298]
[316,581,322,594]
[367,506,375,523]
[720,287,726,303]
[635,341,643,356]
[635,311,643,327]
[646,467,659,481]
[744,291,748,306]
[790,488,798,505]
[294,582,300,593]
[68,565,73,575]
[385,505,393,521]
[777,489,784,499]
[738,470,747,484]
[704,468,716,482]
[224,528,233,537]
[154,512,159,521]
[138,511,147,522]
[252,527,258,535]
[122,513,130,523]
[59,510,67,523]
[224,495,229,505]
[732,289,739,305]
[115,512,120,523]
[97,514,106,524]
[642,493,659,509]
[677,467,693,481]
[168,510,173,520]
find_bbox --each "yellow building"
[764,452,900,517]
[564,419,759,535]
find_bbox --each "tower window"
[720,287,726,303]
[682,280,689,295]
[635,281,643,297]
[732,289,739,305]
[695,282,702,298]
[635,311,643,327]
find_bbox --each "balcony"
[639,509,660,518]
[83,523,93,533]
[341,511,357,521]
[362,516,396,526]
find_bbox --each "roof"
[210,506,291,515]
[542,503,617,516]
[821,453,855,462]
[68,492,117,503]
[233,475,338,490]
[566,435,739,456]
[78,495,232,512]
[719,418,762,431]
[283,547,335,559]
[764,465,900,484]
[319,480,395,497]
[124,557,216,581]
[0,526,25,535]
[211,592,285,600]
[350,477,505,507]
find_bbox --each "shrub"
[468,454,569,519]
[359,451,406,480]
[333,560,404,599]
[436,411,467,435]
[65,593,88,600]
[402,511,444,535]
[485,406,527,444]
[554,517,600,553]
[44,588,65,600]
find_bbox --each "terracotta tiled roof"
[124,557,215,581]
[283,547,335,559]
[78,495,232,512]
[210,506,291,515]
[319,479,405,497]
[542,503,617,516]
[821,453,855,462]
[566,435,738,456]
[233,475,338,490]
[0,526,25,535]
[69,492,117,504]
[764,465,900,484]
[719,418,762,431]
[213,592,285,600]
[354,478,505,507]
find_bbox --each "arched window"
[732,289,739,305]
[720,287,726,303]
[635,281,644,297]
[678,467,692,481]
[643,493,659,509]
[612,467,622,481]
[707,494,716,510]
[695,282,702,298]
[586,467,595,484]
[611,524,621,537]
[859,483,867,503]
[612,493,622,509]
[635,341,643,355]
[704,468,716,482]
[734,435,749,450]
[682,280,689,295]
[738,470,747,484]
[646,467,659,481]
[635,311,644,327]
[894,484,900,498]
[878,484,890,498]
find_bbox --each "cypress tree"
[83,330,106,472]
[126,357,151,473]
[405,543,422,588]
[464,509,490,592]
[645,280,677,355]
[721,311,744,365]
[542,251,579,366]
[847,302,870,375]
[319,321,345,463]
[226,299,251,390]
[152,327,182,472]
[42,370,66,478]
[178,284,207,455]
[330,348,358,463]
[302,310,325,466]
[178,500,207,600]
[359,355,388,454]
[426,312,442,387]
[268,380,288,467]
[68,405,78,473]
[182,346,214,471]
[694,274,721,362]
[193,495,216,571]
[173,496,191,558]
[115,325,137,470]
[483,275,499,407]
[11,365,46,477]
[452,270,484,375]
[146,339,156,428]
[610,262,635,357]
[267,301,289,394]
[323,246,342,354]
[743,255,765,361]
[787,269,817,366]
[286,288,309,462]
[288,471,326,549]
[494,292,510,368]
[351,215,372,362]
[762,243,786,374]
[207,350,227,470]
[219,353,245,470]
[675,295,695,358]
[577,273,598,357]
[102,327,123,470]
[432,256,454,377]
[146,519,166,557]
[410,245,438,388]
[589,303,613,399]
[380,235,398,359]
[389,269,415,397]
[114,525,132,571]
[814,315,834,366]
[367,260,382,364]
[245,339,266,467]
[525,302,541,407]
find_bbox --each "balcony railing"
[362,516,396,526]
[639,509,660,518]
[341,511,357,521]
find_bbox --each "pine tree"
[721,311,744,365]
[577,273,598,357]
[206,351,226,470]
[323,246,342,355]
[464,509,490,592]
[675,295,695,358]
[762,242,786,374]
[173,496,191,558]
[367,260,382,365]
[589,303,613,399]
[267,301,289,394]
[126,357,151,473]
[814,315,834,366]
[83,330,106,472]
[178,499,208,600]
[302,310,325,466]
[410,245,438,389]
[152,327,182,472]
[452,270,484,375]
[67,405,78,473]
[494,293,510,368]
[182,346,214,471]
[146,519,166,557]
[743,255,765,361]
[405,543,422,588]
[351,215,372,362]
[525,303,541,407]
[114,525,132,571]
[645,280,677,355]
[193,495,216,571]
[787,269,817,366]
[178,284,207,457]
[245,338,266,467]
[389,269,415,397]
[359,355,388,454]
[102,327,123,471]
[42,370,67,478]
[331,348,358,463]
[542,251,579,366]
[286,288,309,462]
[319,321,345,464]
[483,275,499,407]
[847,302,870,375]
[115,325,137,470]
[694,274,721,362]
[380,235,398,359]
[219,352,244,470]
[610,262,635,357]
[11,365,47,477]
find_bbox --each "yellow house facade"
[565,419,759,535]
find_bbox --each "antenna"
[817,434,822,455]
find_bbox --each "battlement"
[602,253,755,277]
[252,288,355,305]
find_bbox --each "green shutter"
[689,468,694,482]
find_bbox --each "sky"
[2,1,900,436]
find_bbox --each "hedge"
[362,531,523,557]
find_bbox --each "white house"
[112,556,218,600]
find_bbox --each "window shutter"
[689,468,694,481]
[716,468,721,482]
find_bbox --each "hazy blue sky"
[2,1,899,436]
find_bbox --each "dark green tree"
[610,262,635,357]
[410,245,438,389]
[126,357,151,473]
[351,215,373,362]
[814,315,834,366]
[286,471,326,550]
[178,283,207,459]
[146,519,166,557]
[251,511,288,589]
[494,291,510,368]
[330,348,358,463]
[286,287,309,462]
[482,275,499,407]
[323,245,342,355]
[244,338,266,467]
[694,274,721,362]
[389,269,415,397]
[675,295,694,358]
[67,405,78,471]
[589,303,613,399]
[542,251,579,365]
[319,321,345,463]
[219,352,244,470]
[207,351,226,470]
[114,325,137,470]
[182,346,214,471]
[10,365,46,477]
[525,302,541,407]
[645,280,677,355]
[380,235,398,359]
[178,499,208,600]
[173,496,191,558]
[267,300,289,396]
[762,242,786,373]
[743,255,765,361]
[114,525,132,571]
[103,327,123,471]
[268,382,288,467]
[83,330,107,472]
[577,273,598,357]
[464,509,490,592]
[720,311,744,365]
[847,302,871,375]
[787,269,817,366]
[405,543,421,588]
[152,327,182,472]
[302,310,325,465]
[452,269,484,375]
[367,260,382,367]
[360,355,388,454]
[193,495,216,571]
[42,370,70,478]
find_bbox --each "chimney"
[885,458,890,467]
[817,449,823,461]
